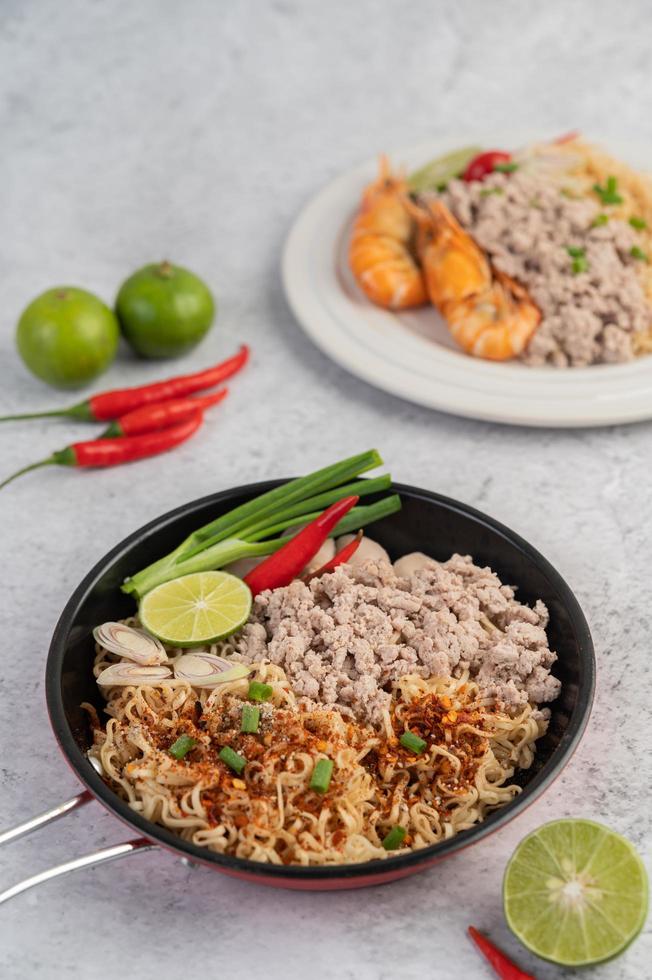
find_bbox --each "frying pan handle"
[0,790,93,847]
[0,838,155,905]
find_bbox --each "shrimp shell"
[412,198,541,360]
[348,157,428,310]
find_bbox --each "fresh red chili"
[463,150,512,182]
[302,530,363,582]
[0,345,249,423]
[0,413,203,490]
[553,130,579,144]
[102,388,228,437]
[468,927,535,980]
[243,496,359,596]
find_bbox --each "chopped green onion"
[400,730,427,754]
[479,187,504,197]
[592,214,609,227]
[629,216,647,230]
[571,256,589,275]
[248,681,273,702]
[566,246,589,274]
[493,161,518,173]
[219,745,247,774]
[241,704,260,733]
[169,734,197,760]
[593,176,623,205]
[630,246,648,262]
[382,826,407,850]
[309,758,334,794]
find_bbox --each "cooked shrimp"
[411,198,541,360]
[348,157,428,309]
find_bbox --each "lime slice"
[407,146,482,192]
[504,819,648,968]
[139,571,252,647]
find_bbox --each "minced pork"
[232,555,561,725]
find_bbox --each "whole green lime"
[115,261,215,359]
[16,287,120,389]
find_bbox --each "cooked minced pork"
[441,170,652,367]
[232,555,560,725]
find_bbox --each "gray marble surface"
[1,1,651,977]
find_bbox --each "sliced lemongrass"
[96,663,172,686]
[173,654,251,688]
[93,622,167,665]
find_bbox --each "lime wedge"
[407,146,482,192]
[504,819,648,968]
[139,571,252,647]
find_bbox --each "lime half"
[139,571,251,647]
[504,819,648,968]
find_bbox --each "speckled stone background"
[1,1,651,977]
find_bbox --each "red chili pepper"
[102,388,228,437]
[244,496,359,596]
[552,130,579,144]
[0,413,203,490]
[463,151,512,182]
[302,530,363,582]
[468,927,536,980]
[0,345,249,424]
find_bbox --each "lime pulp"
[139,571,251,647]
[504,819,648,967]
[407,146,482,192]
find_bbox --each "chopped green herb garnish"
[593,175,623,205]
[169,734,197,760]
[382,826,407,851]
[400,730,427,754]
[241,704,260,733]
[630,246,648,262]
[571,256,589,275]
[219,745,247,774]
[248,681,273,702]
[592,214,609,227]
[566,246,589,274]
[494,161,518,173]
[560,188,576,199]
[629,216,648,230]
[309,758,334,794]
[479,187,504,197]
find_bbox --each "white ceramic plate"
[282,137,652,427]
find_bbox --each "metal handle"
[0,838,155,905]
[0,790,93,847]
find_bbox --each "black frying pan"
[0,481,594,898]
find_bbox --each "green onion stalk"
[122,450,401,599]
